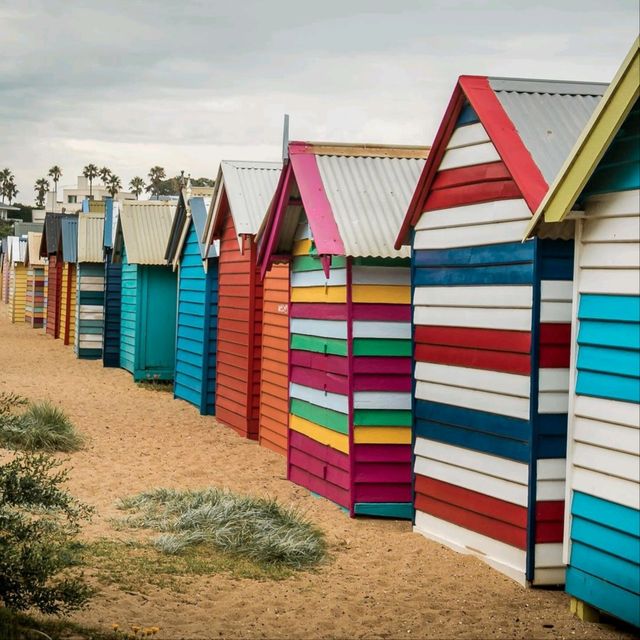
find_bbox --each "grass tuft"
[116,488,326,570]
[0,400,85,452]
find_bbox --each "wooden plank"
[291,268,347,287]
[290,285,347,303]
[416,343,531,375]
[574,416,640,455]
[353,392,411,410]
[290,333,348,356]
[573,441,639,483]
[352,303,411,322]
[352,338,411,357]
[581,216,640,242]
[585,190,639,219]
[290,302,347,320]
[351,285,411,304]
[539,368,570,391]
[439,141,501,171]
[579,267,640,295]
[353,427,412,444]
[413,285,532,308]
[290,318,348,339]
[351,266,410,286]
[414,305,532,331]
[414,219,531,250]
[289,381,349,414]
[289,414,349,454]
[415,325,531,353]
[352,321,411,339]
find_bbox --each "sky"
[1,0,638,205]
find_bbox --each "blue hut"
[102,199,122,367]
[165,187,219,414]
[112,201,177,381]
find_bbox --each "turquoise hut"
[113,200,177,381]
[102,199,122,367]
[165,187,219,414]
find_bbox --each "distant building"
[0,202,20,221]
[47,176,136,212]
[31,209,46,224]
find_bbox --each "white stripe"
[585,190,639,218]
[415,362,530,397]
[574,416,640,455]
[290,269,347,288]
[439,141,500,171]
[415,437,529,484]
[446,122,490,149]
[581,216,640,243]
[572,467,640,511]
[79,283,104,292]
[578,268,640,295]
[573,441,639,483]
[579,241,639,269]
[414,220,531,250]
[352,321,411,339]
[416,381,530,420]
[534,543,564,569]
[289,383,348,414]
[415,198,530,231]
[413,305,531,331]
[536,478,565,501]
[538,391,568,414]
[532,567,566,586]
[540,280,573,301]
[413,285,532,309]
[540,301,573,323]
[289,318,347,340]
[537,458,566,480]
[353,391,411,410]
[574,394,639,429]
[351,266,410,286]
[538,369,570,392]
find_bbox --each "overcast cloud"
[1,0,637,203]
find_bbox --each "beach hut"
[112,200,177,381]
[6,235,27,323]
[59,214,78,346]
[102,198,122,367]
[202,161,282,440]
[395,77,607,584]
[24,232,47,328]
[166,187,218,415]
[258,142,427,517]
[40,213,63,338]
[526,39,639,625]
[75,211,106,359]
[1,238,8,304]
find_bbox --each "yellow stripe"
[292,239,313,256]
[354,426,412,445]
[290,285,347,303]
[290,414,349,454]
[352,284,411,304]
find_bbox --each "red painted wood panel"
[415,325,531,354]
[424,179,521,212]
[45,256,62,339]
[354,482,412,503]
[416,343,531,375]
[352,303,412,322]
[539,323,571,344]
[353,444,412,463]
[352,356,412,375]
[259,262,290,457]
[430,161,511,190]
[539,323,571,367]
[290,302,347,320]
[353,374,412,392]
[535,500,564,543]
[289,350,349,375]
[290,365,349,395]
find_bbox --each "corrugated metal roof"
[220,160,282,235]
[315,154,425,258]
[8,236,27,264]
[77,213,105,263]
[165,195,187,264]
[60,215,78,263]
[488,77,607,184]
[191,196,218,259]
[26,232,45,266]
[14,221,44,237]
[119,200,176,265]
[42,212,62,255]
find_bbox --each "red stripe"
[290,303,347,320]
[415,325,531,354]
[539,324,571,367]
[353,374,412,392]
[352,303,411,322]
[431,161,511,189]
[290,365,348,395]
[536,500,564,521]
[535,522,564,543]
[289,350,348,375]
[352,356,412,375]
[539,323,571,344]
[539,345,570,368]
[353,444,412,463]
[424,179,521,212]
[416,344,531,375]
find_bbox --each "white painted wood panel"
[532,567,566,586]
[579,242,640,269]
[574,416,640,455]
[351,266,410,286]
[534,543,564,568]
[353,391,411,410]
[415,198,530,231]
[573,441,639,483]
[288,383,348,414]
[352,321,411,339]
[290,268,347,288]
[538,391,569,414]
[415,362,530,397]
[415,438,529,484]
[79,338,103,348]
[538,369,570,392]
[536,479,565,501]
[574,394,640,429]
[446,122,491,149]
[540,280,573,301]
[572,467,640,510]
[414,512,527,586]
[79,276,104,285]
[79,310,104,320]
[581,216,640,243]
[439,142,501,171]
[537,458,566,480]
[416,381,530,420]
[585,190,639,219]
[414,220,531,250]
[413,285,532,309]
[578,268,640,295]
[413,305,532,331]
[79,283,104,292]
[289,318,347,340]
[540,301,573,323]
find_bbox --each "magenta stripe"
[354,462,412,484]
[354,374,412,392]
[289,146,345,255]
[291,366,349,395]
[353,444,412,463]
[353,357,412,375]
[290,350,349,375]
[289,466,350,508]
[353,484,412,502]
[352,303,411,322]
[290,430,349,471]
[290,302,347,320]
[290,448,350,491]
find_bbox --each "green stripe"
[353,338,412,357]
[290,398,349,434]
[354,502,413,519]
[290,333,348,356]
[292,255,347,272]
[354,409,412,426]
[352,257,411,267]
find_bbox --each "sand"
[0,314,633,640]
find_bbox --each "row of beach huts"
[1,39,638,627]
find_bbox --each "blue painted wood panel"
[119,247,138,375]
[456,101,480,126]
[103,254,122,368]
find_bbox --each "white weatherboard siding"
[290,269,347,288]
[351,266,410,286]
[540,280,573,323]
[413,285,533,308]
[536,458,566,501]
[415,199,532,231]
[414,220,532,250]
[446,122,491,148]
[413,305,532,331]
[439,142,501,171]
[288,383,348,414]
[352,321,411,339]
[353,391,411,410]
[289,318,347,340]
[573,415,640,455]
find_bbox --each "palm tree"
[99,166,111,185]
[129,176,145,200]
[82,164,99,198]
[48,165,62,209]
[107,174,122,199]
[34,178,50,208]
[146,166,166,198]
[0,168,14,202]
[5,179,18,204]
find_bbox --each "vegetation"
[0,452,93,615]
[0,393,84,452]
[129,176,145,199]
[82,164,99,197]
[47,166,62,208]
[107,174,122,199]
[33,178,50,208]
[1,169,19,205]
[99,166,112,185]
[146,166,166,197]
[116,488,326,569]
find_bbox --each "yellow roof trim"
[525,37,639,237]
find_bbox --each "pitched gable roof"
[77,212,105,263]
[396,75,607,247]
[60,214,78,263]
[40,212,63,257]
[25,232,45,266]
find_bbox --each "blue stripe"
[578,319,640,350]
[413,241,534,267]
[571,541,640,595]
[537,414,568,458]
[576,370,640,403]
[414,262,534,286]
[579,294,640,323]
[572,492,640,537]
[572,516,640,564]
[578,345,640,378]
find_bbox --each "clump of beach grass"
[116,488,326,570]
[0,397,85,452]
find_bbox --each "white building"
[47,175,136,212]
